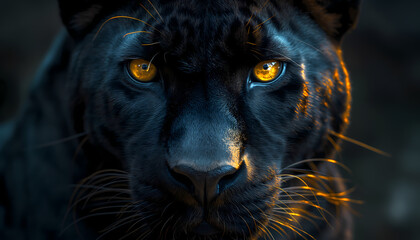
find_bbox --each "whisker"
[268,216,298,237]
[329,130,391,157]
[293,38,325,56]
[147,0,164,22]
[140,3,157,21]
[258,47,301,67]
[64,171,127,224]
[253,14,275,33]
[97,216,139,240]
[245,0,269,30]
[89,195,132,202]
[123,30,153,38]
[99,209,151,235]
[94,16,161,40]
[71,178,130,207]
[241,204,258,234]
[124,210,155,232]
[250,49,263,56]
[65,170,129,216]
[251,53,262,61]
[273,207,323,223]
[101,206,150,233]
[277,174,330,222]
[327,135,342,153]
[71,190,129,212]
[75,175,130,186]
[27,131,88,150]
[267,222,287,239]
[137,219,162,240]
[73,176,130,187]
[261,0,270,9]
[89,204,135,213]
[147,52,161,71]
[159,215,174,238]
[72,184,130,193]
[246,41,257,46]
[73,135,89,159]
[245,13,254,27]
[281,158,351,173]
[280,170,349,182]
[239,214,253,238]
[100,213,154,240]
[61,210,137,235]
[85,199,133,208]
[163,51,169,64]
[251,203,276,240]
[270,216,316,240]
[82,185,131,207]
[142,41,160,46]
[275,187,312,226]
[281,186,358,202]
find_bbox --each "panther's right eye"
[128,59,157,82]
[252,60,283,82]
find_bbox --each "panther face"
[61,0,359,239]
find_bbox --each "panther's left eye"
[128,59,157,82]
[253,60,283,82]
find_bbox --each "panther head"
[59,0,359,239]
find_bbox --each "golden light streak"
[337,49,351,125]
[301,63,306,81]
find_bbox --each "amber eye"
[253,60,283,82]
[128,59,157,82]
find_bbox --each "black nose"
[169,162,244,205]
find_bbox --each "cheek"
[118,93,167,149]
[85,80,167,150]
[243,91,296,146]
[242,80,308,165]
[245,77,304,127]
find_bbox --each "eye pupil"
[263,64,270,70]
[141,64,148,70]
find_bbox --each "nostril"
[168,165,195,192]
[217,162,245,193]
[167,162,246,204]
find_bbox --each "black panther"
[0,0,360,239]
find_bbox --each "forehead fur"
[128,0,296,71]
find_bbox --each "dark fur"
[0,0,359,239]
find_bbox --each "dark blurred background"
[0,0,419,239]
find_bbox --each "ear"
[58,0,125,39]
[293,0,361,43]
